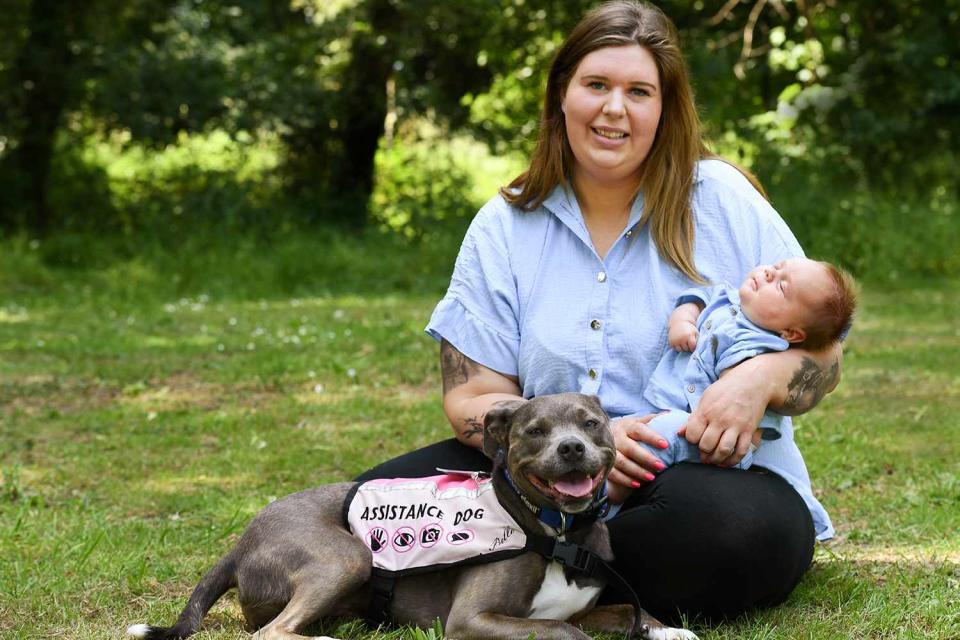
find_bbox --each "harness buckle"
[551,540,596,574]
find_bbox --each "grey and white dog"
[128,392,697,640]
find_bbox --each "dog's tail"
[127,552,237,640]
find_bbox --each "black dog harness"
[343,470,644,638]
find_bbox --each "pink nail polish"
[658,439,669,449]
[644,472,655,481]
[630,481,641,488]
[654,461,666,471]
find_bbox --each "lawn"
[0,238,957,639]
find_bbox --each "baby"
[641,257,858,469]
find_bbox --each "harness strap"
[364,572,396,628]
[525,535,646,639]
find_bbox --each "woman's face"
[561,44,662,188]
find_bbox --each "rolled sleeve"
[426,297,520,376]
[425,201,521,377]
[675,286,713,308]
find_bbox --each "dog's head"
[483,393,615,513]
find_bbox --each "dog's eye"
[585,419,598,429]
[527,427,545,436]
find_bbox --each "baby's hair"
[798,262,858,351]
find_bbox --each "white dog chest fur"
[527,561,602,620]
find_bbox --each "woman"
[359,0,840,622]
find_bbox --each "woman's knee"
[607,464,815,619]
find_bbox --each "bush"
[766,163,959,281]
[371,133,479,241]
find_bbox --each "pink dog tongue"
[553,476,594,497]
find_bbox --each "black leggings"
[356,438,815,624]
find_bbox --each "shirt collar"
[541,181,646,254]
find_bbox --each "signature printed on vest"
[488,526,516,553]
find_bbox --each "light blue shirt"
[426,159,834,540]
[644,284,788,436]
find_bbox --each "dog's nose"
[557,438,585,462]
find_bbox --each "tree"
[0,0,175,234]
[0,0,90,233]
[1,0,955,234]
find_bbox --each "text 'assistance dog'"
[128,392,698,640]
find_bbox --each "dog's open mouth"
[525,469,604,502]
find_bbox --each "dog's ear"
[584,394,608,421]
[483,399,527,461]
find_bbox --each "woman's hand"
[606,414,668,504]
[680,356,771,466]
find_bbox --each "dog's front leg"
[570,604,699,640]
[445,611,593,640]
[569,603,635,635]
[571,604,700,640]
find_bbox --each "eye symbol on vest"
[419,523,443,548]
[392,526,416,553]
[447,530,475,545]
[367,527,388,553]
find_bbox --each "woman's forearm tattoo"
[783,356,840,414]
[440,339,479,394]
[440,341,486,440]
[462,416,484,440]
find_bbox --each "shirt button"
[705,320,712,330]
[590,319,601,330]
[730,307,737,316]
[597,271,607,283]
[588,368,598,379]
[687,384,696,393]
[625,229,633,237]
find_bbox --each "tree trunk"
[0,0,86,235]
[327,0,398,229]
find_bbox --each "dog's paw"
[644,628,699,640]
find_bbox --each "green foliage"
[707,0,959,196]
[1,0,958,278]
[86,4,234,145]
[0,227,460,307]
[371,124,524,240]
[372,135,477,240]
[40,128,283,237]
[767,162,960,281]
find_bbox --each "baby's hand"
[668,321,699,352]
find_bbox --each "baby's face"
[739,258,832,339]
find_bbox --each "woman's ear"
[780,327,807,344]
[482,400,527,461]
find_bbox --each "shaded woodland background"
[1,0,958,281]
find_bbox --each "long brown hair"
[502,0,761,282]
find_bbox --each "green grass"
[1,235,958,639]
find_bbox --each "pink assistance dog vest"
[345,471,529,575]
